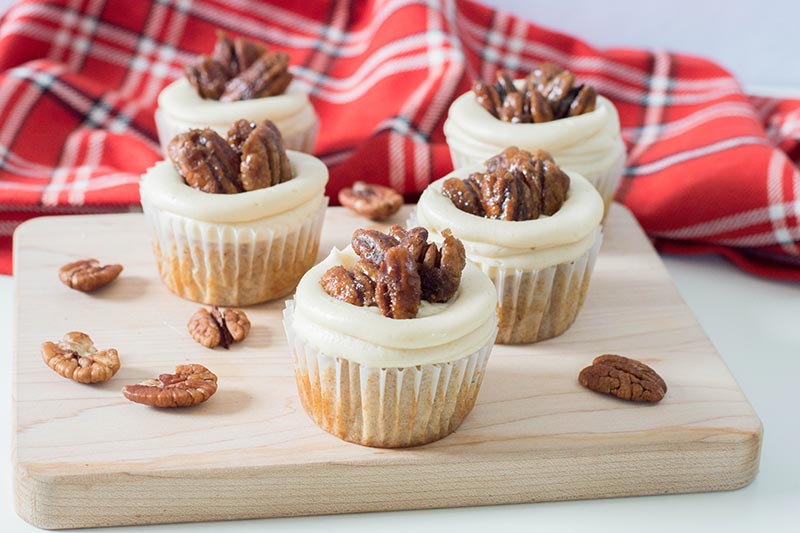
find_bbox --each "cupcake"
[414,147,603,344]
[443,64,625,214]
[156,31,318,155]
[141,119,328,306]
[284,225,498,448]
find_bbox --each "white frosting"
[444,84,625,176]
[291,247,498,367]
[157,78,317,139]
[139,150,328,223]
[415,168,603,270]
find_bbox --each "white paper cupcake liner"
[447,139,625,220]
[283,301,497,448]
[481,229,602,344]
[155,108,319,155]
[142,196,327,306]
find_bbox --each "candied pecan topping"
[188,306,250,349]
[169,119,293,194]
[441,175,484,216]
[41,332,120,384]
[59,259,122,292]
[376,246,421,319]
[322,226,468,318]
[351,228,400,266]
[122,364,218,408]
[237,120,292,190]
[578,354,667,403]
[443,147,569,220]
[186,32,292,101]
[168,128,242,194]
[339,182,403,221]
[472,64,596,123]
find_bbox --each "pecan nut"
[339,181,404,221]
[168,128,242,194]
[59,259,122,292]
[238,119,292,190]
[481,171,537,221]
[319,262,377,307]
[376,246,421,319]
[187,33,290,101]
[351,228,401,265]
[122,364,218,408]
[188,306,250,349]
[441,175,484,217]
[41,332,120,384]
[578,354,667,403]
[221,51,292,102]
[473,65,596,123]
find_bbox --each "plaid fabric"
[1,0,799,279]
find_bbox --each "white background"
[1,0,800,532]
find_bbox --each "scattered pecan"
[221,51,292,102]
[376,246,421,319]
[41,332,120,384]
[578,354,667,403]
[444,147,569,220]
[59,259,122,292]
[168,128,242,194]
[187,306,250,349]
[472,64,596,122]
[339,181,404,221]
[441,175,484,216]
[122,364,218,408]
[186,32,291,101]
[237,119,292,189]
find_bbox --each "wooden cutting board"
[12,205,762,530]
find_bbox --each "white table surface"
[2,251,799,532]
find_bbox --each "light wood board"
[12,205,762,530]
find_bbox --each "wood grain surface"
[12,205,762,529]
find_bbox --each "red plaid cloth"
[1,0,799,279]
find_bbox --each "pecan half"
[168,128,242,194]
[184,57,229,100]
[417,229,466,303]
[320,262,377,307]
[221,51,292,102]
[122,364,218,408]
[41,332,120,384]
[441,175,484,216]
[534,150,570,216]
[238,119,292,189]
[578,354,667,403]
[481,171,537,221]
[473,65,596,122]
[339,181,404,221]
[351,228,400,265]
[376,246,421,319]
[59,259,122,292]
[187,306,250,349]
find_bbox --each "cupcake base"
[144,197,327,307]
[482,230,602,344]
[283,301,496,448]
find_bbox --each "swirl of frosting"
[444,85,624,176]
[291,247,498,367]
[158,78,316,139]
[140,150,328,223]
[415,168,603,270]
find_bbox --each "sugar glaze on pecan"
[473,64,596,123]
[442,147,569,221]
[320,225,467,319]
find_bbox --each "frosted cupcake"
[415,147,603,344]
[141,119,328,306]
[156,32,318,155]
[284,225,498,448]
[443,64,625,214]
